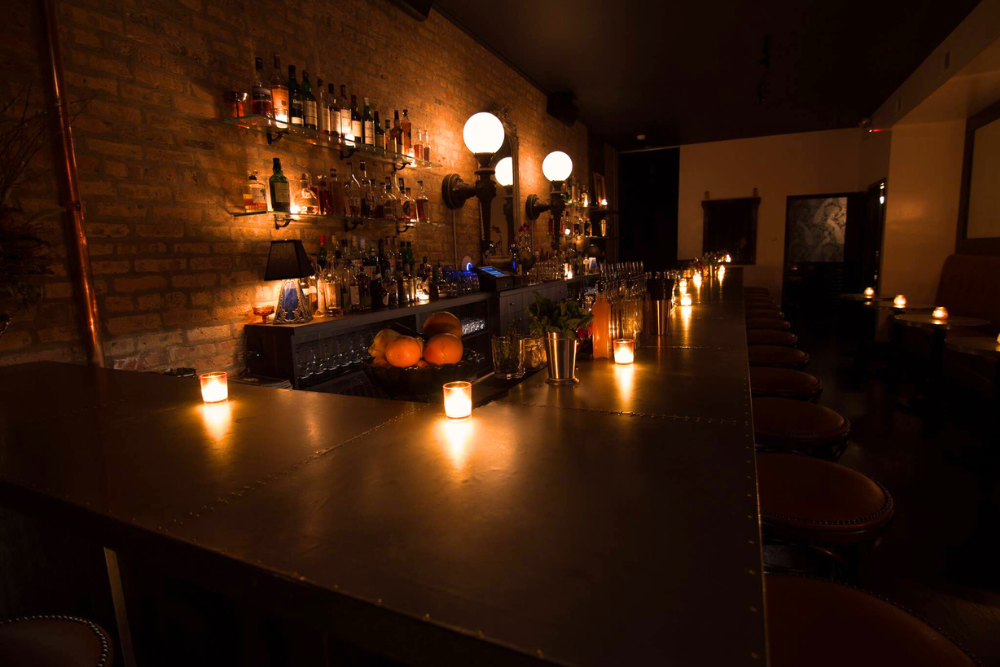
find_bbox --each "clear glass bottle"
[412,129,422,162]
[415,180,429,223]
[392,177,405,220]
[270,55,288,123]
[345,163,362,218]
[324,247,342,316]
[383,177,398,220]
[244,170,267,212]
[294,174,318,214]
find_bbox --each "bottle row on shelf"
[304,234,482,319]
[242,157,432,225]
[227,55,435,163]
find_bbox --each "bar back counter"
[0,269,765,666]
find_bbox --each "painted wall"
[880,121,966,304]
[678,128,861,297]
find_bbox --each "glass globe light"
[542,151,573,182]
[495,157,514,187]
[463,112,504,155]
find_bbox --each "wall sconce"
[893,294,907,308]
[442,112,505,260]
[525,151,573,247]
[495,156,515,234]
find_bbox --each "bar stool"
[747,330,798,347]
[0,615,114,666]
[746,308,785,319]
[750,368,823,401]
[753,397,848,458]
[748,345,809,370]
[766,574,978,667]
[757,453,893,577]
[746,317,791,331]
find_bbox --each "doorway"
[618,148,679,271]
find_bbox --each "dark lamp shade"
[264,240,313,281]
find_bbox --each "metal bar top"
[0,268,765,666]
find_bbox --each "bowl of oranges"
[363,311,483,398]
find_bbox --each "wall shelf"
[231,210,440,233]
[224,114,442,171]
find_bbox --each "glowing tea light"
[443,381,472,421]
[199,371,228,404]
[932,306,949,320]
[864,287,875,298]
[600,198,607,207]
[680,294,693,307]
[678,279,688,295]
[725,254,732,263]
[692,274,702,287]
[613,339,635,365]
[893,294,907,308]
[564,227,571,236]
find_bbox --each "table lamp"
[265,240,314,324]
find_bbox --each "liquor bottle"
[428,262,440,301]
[350,95,362,143]
[404,187,415,223]
[243,170,267,212]
[288,66,304,126]
[339,85,351,139]
[391,177,405,220]
[592,284,611,358]
[373,181,387,219]
[270,55,289,122]
[324,248,342,316]
[374,110,385,150]
[345,163,362,218]
[374,239,388,308]
[383,177,398,220]
[390,110,402,153]
[400,109,412,156]
[412,130,422,163]
[315,236,328,316]
[269,158,290,213]
[415,180,429,223]
[251,57,272,117]
[398,178,412,222]
[423,131,432,162]
[349,260,360,312]
[301,71,317,129]
[294,174,318,214]
[316,77,329,134]
[329,168,347,216]
[358,242,371,311]
[362,97,375,146]
[327,83,340,138]
[382,119,392,151]
[358,161,371,218]
[341,239,354,311]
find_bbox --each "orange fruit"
[423,311,463,339]
[423,333,464,365]
[373,356,391,368]
[368,328,400,358]
[415,359,430,368]
[384,335,423,368]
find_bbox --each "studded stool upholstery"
[745,317,791,331]
[753,397,848,458]
[748,345,809,370]
[0,615,114,667]
[747,330,798,347]
[750,368,823,401]
[766,574,978,667]
[757,453,892,547]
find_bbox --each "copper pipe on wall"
[40,0,105,367]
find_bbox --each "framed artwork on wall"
[957,97,1000,255]
[785,195,848,263]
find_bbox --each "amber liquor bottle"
[270,55,289,123]
[251,57,272,117]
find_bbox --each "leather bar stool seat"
[746,308,784,319]
[0,615,114,666]
[754,397,847,457]
[750,368,823,401]
[748,345,808,369]
[747,330,798,347]
[766,574,977,667]
[757,453,892,545]
[745,317,791,331]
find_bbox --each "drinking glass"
[492,335,525,380]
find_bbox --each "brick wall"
[0,0,589,372]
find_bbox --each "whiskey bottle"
[383,178,398,219]
[269,158,291,213]
[404,187,416,223]
[415,180,429,223]
[362,97,375,146]
[339,85,351,140]
[358,161,371,218]
[398,178,413,221]
[400,109,412,156]
[412,130,422,163]
[315,77,329,134]
[374,110,385,150]
[391,110,402,153]
[270,55,289,123]
[345,163,362,218]
[423,131,432,162]
[350,95,362,143]
[383,119,392,151]
[287,65,303,126]
[243,170,267,212]
[251,57,272,117]
[329,168,347,216]
[327,83,340,138]
[295,174,319,214]
[301,71,317,129]
[316,173,330,215]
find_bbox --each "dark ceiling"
[433,0,980,149]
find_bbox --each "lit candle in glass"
[893,294,907,308]
[692,274,702,287]
[613,339,635,365]
[863,287,875,298]
[725,254,732,263]
[199,371,228,404]
[680,294,693,306]
[932,306,948,320]
[443,381,472,421]
[678,279,688,295]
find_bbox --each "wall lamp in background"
[495,156,515,230]
[525,151,573,247]
[442,112,505,259]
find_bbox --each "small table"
[945,337,1000,397]
[862,301,934,312]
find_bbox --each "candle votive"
[680,294,693,307]
[199,371,228,404]
[932,306,949,320]
[863,287,875,298]
[613,339,635,365]
[443,381,472,421]
[893,294,907,308]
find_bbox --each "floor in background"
[792,312,1000,665]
